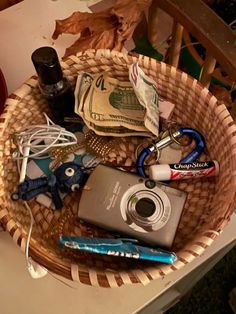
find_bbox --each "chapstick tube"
[149,161,219,181]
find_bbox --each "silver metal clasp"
[149,130,182,153]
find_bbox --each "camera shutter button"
[145,180,156,189]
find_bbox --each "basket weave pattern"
[0,49,236,288]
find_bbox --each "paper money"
[83,73,147,131]
[75,73,152,136]
[78,85,150,137]
[83,121,150,137]
[74,72,93,115]
[129,62,159,136]
[74,65,166,137]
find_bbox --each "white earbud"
[27,258,48,279]
[24,202,48,280]
[14,114,77,280]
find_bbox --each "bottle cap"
[31,47,63,85]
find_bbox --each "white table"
[0,0,98,94]
[0,1,235,313]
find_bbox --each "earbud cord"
[24,201,38,269]
[23,201,76,288]
[14,113,79,284]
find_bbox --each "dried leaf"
[52,0,152,57]
[64,29,122,57]
[52,11,117,40]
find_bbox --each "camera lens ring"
[127,190,165,229]
[120,183,171,233]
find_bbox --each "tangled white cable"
[12,114,77,279]
[12,113,77,183]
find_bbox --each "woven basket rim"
[1,49,236,288]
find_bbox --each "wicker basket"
[1,49,236,288]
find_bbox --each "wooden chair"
[148,0,236,89]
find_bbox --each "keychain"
[135,130,183,165]
[12,162,89,209]
[137,127,205,177]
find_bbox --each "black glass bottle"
[31,46,75,126]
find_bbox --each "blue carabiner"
[179,128,205,163]
[137,127,205,177]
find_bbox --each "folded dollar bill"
[129,62,159,136]
[74,65,174,137]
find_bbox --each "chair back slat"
[148,0,236,81]
[199,52,217,88]
[168,22,184,68]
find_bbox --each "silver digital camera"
[78,165,187,248]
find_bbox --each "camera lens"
[135,198,156,217]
